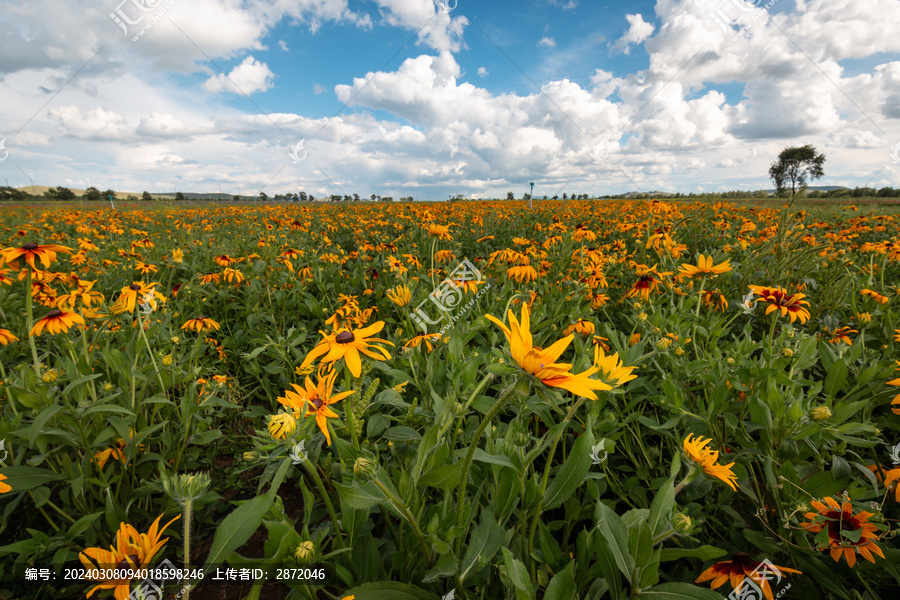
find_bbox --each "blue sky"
[1,0,898,199]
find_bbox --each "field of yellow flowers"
[0,198,899,600]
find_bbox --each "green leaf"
[383,426,421,441]
[342,582,438,600]
[824,359,847,398]
[648,476,675,537]
[203,495,273,572]
[0,466,64,491]
[418,462,462,490]
[543,429,595,510]
[639,582,726,599]
[61,373,104,397]
[82,403,136,417]
[501,547,531,593]
[486,362,518,376]
[591,529,624,600]
[543,561,575,600]
[595,501,634,584]
[375,389,410,408]
[659,545,728,562]
[28,404,62,447]
[66,512,103,540]
[461,508,505,581]
[335,480,387,511]
[629,518,654,569]
[465,448,516,469]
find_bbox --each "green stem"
[372,477,432,568]
[136,311,167,397]
[452,381,518,556]
[300,455,345,550]
[527,396,586,579]
[0,359,17,417]
[183,498,192,600]
[25,268,42,377]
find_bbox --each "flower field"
[1,198,899,600]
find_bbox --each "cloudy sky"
[1,0,898,199]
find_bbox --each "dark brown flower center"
[116,554,140,571]
[129,284,142,290]
[22,242,38,250]
[335,331,354,344]
[47,309,63,318]
[310,397,324,409]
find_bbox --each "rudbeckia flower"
[0,329,18,345]
[593,347,637,388]
[678,254,731,279]
[747,285,810,324]
[0,242,73,271]
[268,413,297,440]
[0,474,11,494]
[112,282,163,315]
[278,369,354,445]
[485,304,609,400]
[404,332,442,352]
[506,265,538,283]
[79,514,180,600]
[563,319,595,336]
[695,553,800,600]
[181,316,221,333]
[860,289,889,304]
[683,434,739,491]
[299,321,394,378]
[800,496,885,567]
[426,223,452,240]
[30,309,85,336]
[386,285,411,307]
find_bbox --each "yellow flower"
[386,285,412,307]
[268,413,297,440]
[485,303,609,400]
[171,249,184,263]
[42,369,59,383]
[278,369,355,446]
[30,309,85,336]
[0,329,19,345]
[0,242,73,271]
[628,333,641,346]
[563,319,595,336]
[181,316,221,333]
[593,347,637,388]
[678,254,731,278]
[683,434,738,491]
[299,321,394,378]
[79,514,180,600]
[810,406,831,421]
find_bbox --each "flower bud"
[353,457,377,480]
[242,451,259,461]
[656,337,672,350]
[725,357,735,366]
[809,406,831,421]
[782,348,793,358]
[294,541,315,563]
[674,347,685,357]
[162,354,173,366]
[672,513,693,534]
[42,369,59,384]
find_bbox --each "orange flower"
[0,242,73,271]
[30,309,85,336]
[800,496,885,567]
[695,553,800,600]
[747,285,810,323]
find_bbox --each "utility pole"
[529,182,534,209]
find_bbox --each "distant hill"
[12,186,251,200]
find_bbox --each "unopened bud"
[294,541,315,563]
[809,406,831,421]
[672,513,693,534]
[354,457,377,480]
